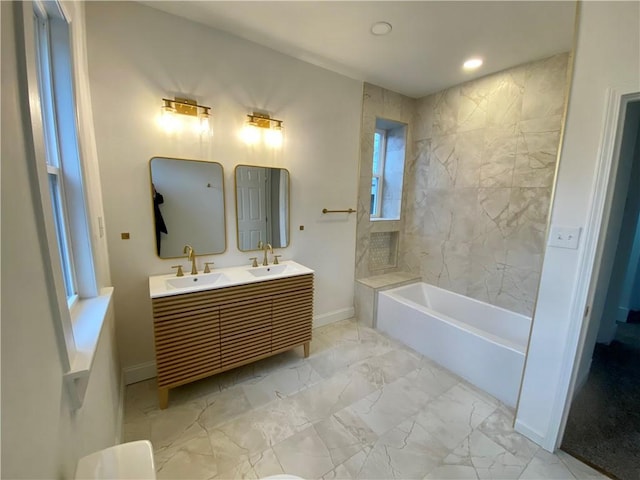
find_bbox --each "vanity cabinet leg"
[303,341,310,358]
[158,387,169,409]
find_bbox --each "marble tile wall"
[356,53,570,316]
[400,53,570,316]
[356,84,415,279]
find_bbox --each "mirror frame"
[149,156,227,259]
[233,164,291,252]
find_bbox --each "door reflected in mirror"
[149,157,226,258]
[235,165,290,251]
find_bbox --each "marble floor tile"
[426,464,480,479]
[146,400,208,451]
[348,376,432,436]
[208,396,309,455]
[344,418,449,479]
[518,449,576,479]
[478,404,539,464]
[155,431,217,480]
[240,360,323,408]
[414,384,497,450]
[443,429,528,479]
[309,341,393,379]
[404,356,460,398]
[322,463,354,480]
[272,425,335,479]
[199,385,253,429]
[332,406,378,447]
[351,347,423,387]
[249,448,285,478]
[283,367,379,424]
[121,318,600,480]
[555,450,608,479]
[314,413,373,466]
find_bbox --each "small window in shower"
[370,118,406,220]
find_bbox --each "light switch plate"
[548,226,581,249]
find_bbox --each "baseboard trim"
[514,419,549,451]
[123,361,157,385]
[313,307,355,328]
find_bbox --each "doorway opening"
[560,97,640,480]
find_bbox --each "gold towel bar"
[322,208,356,214]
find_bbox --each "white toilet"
[75,440,303,480]
[263,476,303,479]
[75,440,156,479]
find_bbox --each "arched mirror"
[149,157,226,258]
[234,165,290,251]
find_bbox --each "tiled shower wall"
[356,84,415,279]
[356,53,571,316]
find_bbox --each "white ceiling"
[140,1,576,98]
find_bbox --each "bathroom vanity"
[149,261,313,408]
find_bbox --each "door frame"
[552,87,640,450]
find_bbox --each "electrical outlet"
[548,226,581,249]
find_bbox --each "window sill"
[370,219,401,233]
[64,286,114,409]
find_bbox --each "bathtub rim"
[378,283,530,355]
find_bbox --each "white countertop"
[149,260,314,298]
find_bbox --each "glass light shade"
[196,111,211,135]
[158,105,179,133]
[264,127,283,148]
[241,123,261,145]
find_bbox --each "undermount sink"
[165,272,228,289]
[247,264,293,277]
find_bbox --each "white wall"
[515,1,640,450]
[85,2,362,372]
[1,2,121,478]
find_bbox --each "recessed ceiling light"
[463,58,483,70]
[371,21,392,36]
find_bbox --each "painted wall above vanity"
[86,1,361,373]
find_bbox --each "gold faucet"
[183,245,198,274]
[257,241,273,266]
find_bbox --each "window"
[371,128,387,218]
[24,0,108,407]
[34,9,78,304]
[370,118,407,220]
[32,1,97,310]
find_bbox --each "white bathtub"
[377,282,531,407]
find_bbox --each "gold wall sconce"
[158,97,212,135]
[240,111,284,148]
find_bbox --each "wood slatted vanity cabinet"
[151,273,313,408]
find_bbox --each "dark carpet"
[561,324,640,480]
